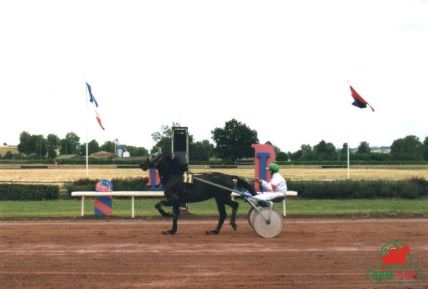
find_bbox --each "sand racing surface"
[0,218,427,288]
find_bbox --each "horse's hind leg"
[226,198,239,231]
[206,198,227,235]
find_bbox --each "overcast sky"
[1,0,427,152]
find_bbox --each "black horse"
[140,153,255,235]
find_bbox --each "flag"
[86,82,105,130]
[86,82,98,107]
[94,111,105,130]
[350,85,375,112]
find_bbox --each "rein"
[193,176,252,199]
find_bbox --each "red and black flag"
[350,86,375,112]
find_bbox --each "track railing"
[71,191,298,218]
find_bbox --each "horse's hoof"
[162,229,176,235]
[205,230,220,235]
[231,223,237,231]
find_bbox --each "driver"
[254,162,287,202]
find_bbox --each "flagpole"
[347,142,350,179]
[85,81,89,177]
[346,81,351,179]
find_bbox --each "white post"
[282,199,286,217]
[131,196,135,218]
[347,143,350,179]
[81,196,85,216]
[85,81,89,177]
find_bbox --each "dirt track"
[1,218,427,289]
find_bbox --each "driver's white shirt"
[260,172,287,193]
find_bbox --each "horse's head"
[139,151,164,171]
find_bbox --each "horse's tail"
[232,176,256,195]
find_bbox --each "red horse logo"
[380,246,410,271]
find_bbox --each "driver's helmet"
[268,162,280,173]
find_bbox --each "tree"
[390,135,423,161]
[150,125,173,154]
[126,145,149,157]
[46,134,60,159]
[60,132,80,155]
[288,144,314,161]
[79,139,100,156]
[338,143,349,161]
[17,131,33,155]
[211,119,259,161]
[276,151,288,161]
[289,149,302,161]
[88,140,100,154]
[190,140,214,161]
[100,141,115,153]
[355,141,371,160]
[31,134,47,159]
[151,126,215,161]
[357,141,370,154]
[313,140,336,161]
[423,137,428,161]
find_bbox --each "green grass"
[0,198,427,218]
[287,199,428,217]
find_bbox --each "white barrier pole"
[131,196,135,218]
[81,196,85,216]
[72,191,297,218]
[283,199,286,217]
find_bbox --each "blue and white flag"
[86,82,99,108]
[86,82,105,130]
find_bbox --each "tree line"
[148,120,428,162]
[3,119,428,162]
[11,131,148,159]
[289,136,428,162]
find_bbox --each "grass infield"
[0,198,427,219]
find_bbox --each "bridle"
[147,151,163,168]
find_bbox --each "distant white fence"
[71,191,298,218]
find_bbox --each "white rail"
[71,191,298,218]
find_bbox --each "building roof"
[90,151,114,159]
[55,154,82,160]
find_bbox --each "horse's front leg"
[155,199,174,218]
[163,205,179,235]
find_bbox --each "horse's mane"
[162,155,188,174]
[232,175,256,195]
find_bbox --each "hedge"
[288,178,428,199]
[0,184,60,200]
[64,177,150,196]
[65,177,428,199]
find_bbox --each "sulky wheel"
[252,208,284,238]
[247,207,257,229]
